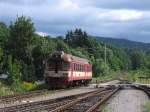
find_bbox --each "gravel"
[102,89,149,112]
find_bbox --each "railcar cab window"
[48,59,55,70]
[48,59,69,71]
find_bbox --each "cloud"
[97,10,143,21]
[0,0,150,42]
[0,0,44,5]
[59,0,79,9]
[74,0,150,11]
[36,31,49,37]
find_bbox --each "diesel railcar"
[44,51,92,88]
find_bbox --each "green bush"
[0,82,13,96]
[7,55,22,84]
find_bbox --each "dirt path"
[102,89,149,112]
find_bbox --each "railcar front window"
[48,60,62,72]
[47,59,69,71]
[62,62,69,71]
[48,60,55,70]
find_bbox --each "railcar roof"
[50,51,90,64]
[62,53,89,64]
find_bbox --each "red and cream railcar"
[44,51,92,88]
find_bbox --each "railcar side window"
[82,65,84,71]
[76,64,77,71]
[79,64,81,71]
[79,64,80,71]
[74,63,76,70]
[72,63,88,72]
[81,65,83,71]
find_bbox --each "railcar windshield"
[47,59,69,72]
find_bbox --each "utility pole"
[104,43,107,66]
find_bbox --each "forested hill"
[95,37,150,51]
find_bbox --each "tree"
[32,46,44,80]
[21,62,36,82]
[56,39,70,53]
[0,48,4,73]
[7,16,36,82]
[65,28,88,47]
[130,49,146,69]
[7,55,22,84]
[0,22,9,48]
[8,16,35,62]
[92,59,109,77]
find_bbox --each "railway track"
[133,85,150,97]
[0,86,120,112]
[56,87,119,112]
[0,90,98,112]
[0,89,48,104]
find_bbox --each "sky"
[0,0,150,43]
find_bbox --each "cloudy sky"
[1,0,150,42]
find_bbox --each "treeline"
[96,37,150,51]
[0,16,150,87]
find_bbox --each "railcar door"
[55,61,58,73]
[84,64,87,78]
[70,62,74,80]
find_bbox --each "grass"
[0,81,14,96]
[0,80,49,96]
[91,69,150,84]
[101,106,112,112]
[0,80,63,97]
[94,69,150,84]
[91,71,122,83]
[125,69,150,84]
[144,101,150,112]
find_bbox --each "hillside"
[95,37,150,51]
